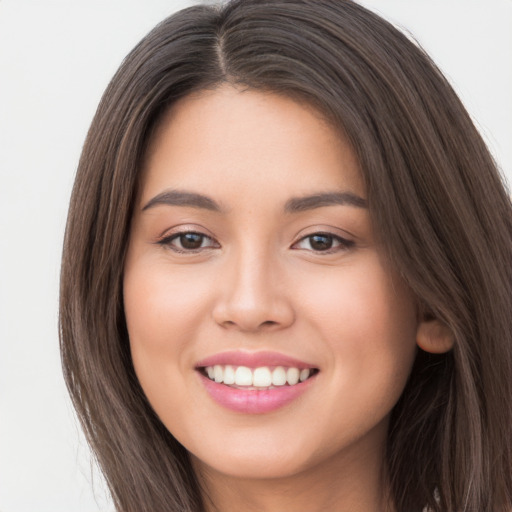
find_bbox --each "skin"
[123,85,431,511]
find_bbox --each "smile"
[195,351,319,414]
[202,365,316,388]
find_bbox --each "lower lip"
[198,372,316,414]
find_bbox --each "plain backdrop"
[0,1,511,511]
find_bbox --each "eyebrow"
[284,192,367,212]
[142,190,223,212]
[142,189,367,213]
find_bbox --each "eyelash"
[157,230,355,255]
[157,231,220,253]
[291,232,355,254]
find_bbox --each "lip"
[195,350,319,414]
[198,372,316,414]
[195,350,316,369]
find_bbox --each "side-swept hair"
[60,1,512,510]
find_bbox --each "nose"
[212,249,295,333]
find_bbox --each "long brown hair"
[60,1,512,510]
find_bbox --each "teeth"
[253,367,272,387]
[235,366,253,386]
[299,369,310,382]
[214,365,223,383]
[286,367,300,385]
[272,366,287,386]
[203,365,315,387]
[223,365,235,385]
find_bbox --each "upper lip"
[195,350,317,369]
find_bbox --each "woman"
[59,1,512,510]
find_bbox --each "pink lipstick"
[195,351,319,414]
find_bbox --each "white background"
[0,1,511,511]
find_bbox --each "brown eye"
[292,232,355,253]
[158,231,219,253]
[179,233,205,250]
[309,234,334,251]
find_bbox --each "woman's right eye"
[158,231,219,253]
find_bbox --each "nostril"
[212,297,295,332]
[219,319,278,330]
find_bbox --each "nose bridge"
[213,241,294,331]
[233,245,273,306]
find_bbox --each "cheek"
[122,258,212,399]
[298,254,418,397]
[125,257,211,336]
[287,258,418,458]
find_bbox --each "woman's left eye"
[292,233,354,253]
[158,231,219,252]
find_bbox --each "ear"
[416,319,455,354]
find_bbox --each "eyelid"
[156,225,220,253]
[156,223,216,240]
[290,227,355,254]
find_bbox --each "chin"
[192,451,312,481]
[185,429,315,480]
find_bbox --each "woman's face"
[124,85,419,481]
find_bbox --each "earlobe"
[416,319,455,354]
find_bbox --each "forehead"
[140,85,364,207]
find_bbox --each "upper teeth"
[205,365,312,387]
